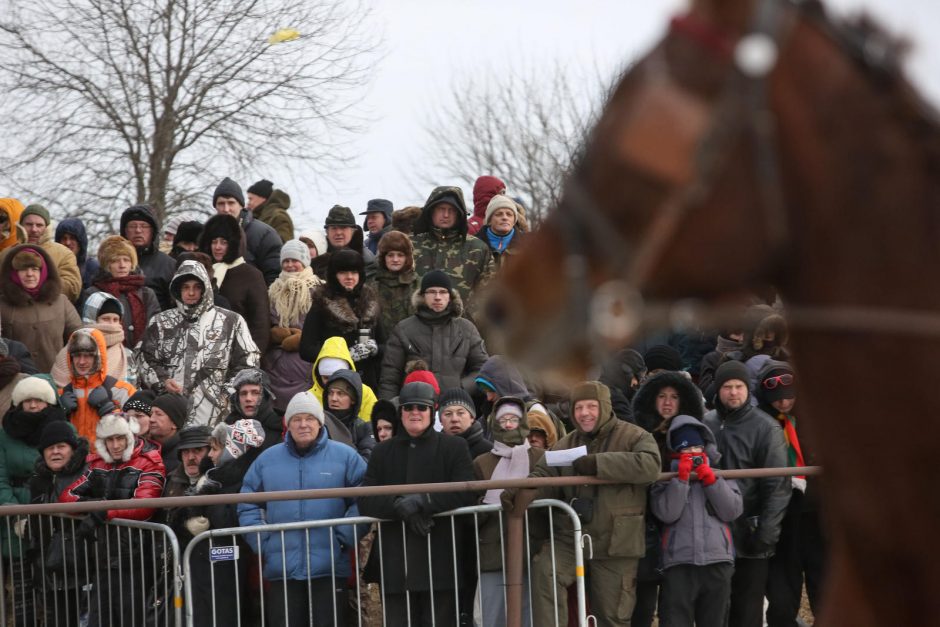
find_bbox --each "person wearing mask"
[238,391,366,626]
[322,369,375,460]
[265,239,323,411]
[212,177,283,285]
[0,244,82,371]
[83,235,161,349]
[359,381,477,625]
[199,213,271,353]
[118,204,177,310]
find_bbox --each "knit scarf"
[269,266,321,327]
[483,440,531,505]
[213,257,246,290]
[93,273,147,345]
[4,407,58,447]
[10,264,49,299]
[775,412,806,481]
[486,228,515,253]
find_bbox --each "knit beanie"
[438,388,476,418]
[123,390,155,415]
[213,177,245,208]
[757,361,796,404]
[326,377,356,400]
[12,375,58,407]
[97,235,139,269]
[96,298,123,320]
[713,360,751,392]
[280,239,311,269]
[324,205,356,227]
[247,179,274,199]
[403,369,440,395]
[21,204,51,225]
[420,270,452,294]
[284,391,325,428]
[212,419,266,466]
[151,393,189,430]
[643,345,683,372]
[37,420,80,452]
[484,194,519,225]
[670,422,705,451]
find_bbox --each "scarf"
[93,273,147,345]
[4,407,59,447]
[10,263,49,299]
[483,440,531,504]
[269,266,320,327]
[213,257,246,289]
[486,228,515,253]
[775,412,806,487]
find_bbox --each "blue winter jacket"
[237,428,367,580]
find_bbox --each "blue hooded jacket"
[237,426,367,580]
[55,218,100,291]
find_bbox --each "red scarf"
[93,274,147,346]
[775,413,806,480]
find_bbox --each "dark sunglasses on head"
[762,373,794,389]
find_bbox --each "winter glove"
[695,460,717,486]
[406,515,435,538]
[270,326,293,345]
[500,488,517,514]
[13,517,27,539]
[76,510,107,543]
[349,339,378,362]
[677,454,694,482]
[281,333,301,352]
[185,516,210,536]
[87,387,117,416]
[572,454,598,476]
[393,494,431,519]
[59,390,79,415]
[745,533,774,556]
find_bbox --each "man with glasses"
[359,381,477,626]
[119,204,177,309]
[703,361,791,627]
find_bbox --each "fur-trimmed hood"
[632,370,704,433]
[0,243,61,305]
[94,413,138,463]
[200,213,246,263]
[312,280,381,333]
[410,285,465,319]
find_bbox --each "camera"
[690,455,704,468]
[570,497,595,525]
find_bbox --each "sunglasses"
[402,404,429,412]
[762,374,794,389]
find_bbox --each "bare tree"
[0,0,377,233]
[417,61,621,227]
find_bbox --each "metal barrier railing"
[0,514,181,627]
[182,499,586,627]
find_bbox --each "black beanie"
[757,361,796,404]
[247,179,274,199]
[437,388,476,417]
[123,389,155,415]
[713,360,751,392]
[213,177,245,208]
[421,270,452,294]
[97,298,123,320]
[152,393,188,430]
[644,345,683,372]
[37,420,79,452]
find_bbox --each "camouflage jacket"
[411,228,494,312]
[370,268,420,338]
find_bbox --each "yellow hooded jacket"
[309,336,376,422]
[0,199,25,252]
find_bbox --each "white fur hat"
[12,376,57,407]
[283,391,324,428]
[95,413,135,463]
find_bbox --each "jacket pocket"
[608,513,646,557]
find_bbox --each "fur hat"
[200,214,242,264]
[526,407,558,447]
[326,249,365,294]
[173,221,204,247]
[97,235,139,269]
[212,419,266,466]
[12,248,44,270]
[213,177,244,208]
[21,204,50,225]
[95,413,136,462]
[643,345,683,373]
[67,328,99,354]
[284,391,324,427]
[391,206,422,235]
[247,179,274,199]
[376,230,414,272]
[484,194,519,226]
[324,205,356,227]
[280,239,311,269]
[151,393,188,430]
[12,375,57,407]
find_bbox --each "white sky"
[275,0,940,233]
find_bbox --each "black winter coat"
[359,427,477,592]
[703,400,791,558]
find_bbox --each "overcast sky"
[275,0,940,233]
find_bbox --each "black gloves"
[76,510,107,543]
[572,454,598,476]
[59,390,79,414]
[394,494,434,537]
[87,387,117,416]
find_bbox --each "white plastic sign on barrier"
[208,546,239,562]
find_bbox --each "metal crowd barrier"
[182,499,586,627]
[0,514,181,627]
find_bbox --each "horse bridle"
[549,0,940,361]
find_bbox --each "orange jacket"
[60,327,136,442]
[0,199,24,252]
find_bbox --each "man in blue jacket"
[238,390,367,626]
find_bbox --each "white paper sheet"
[544,445,588,467]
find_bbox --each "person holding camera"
[511,381,661,627]
[650,416,743,627]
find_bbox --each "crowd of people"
[0,177,821,627]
